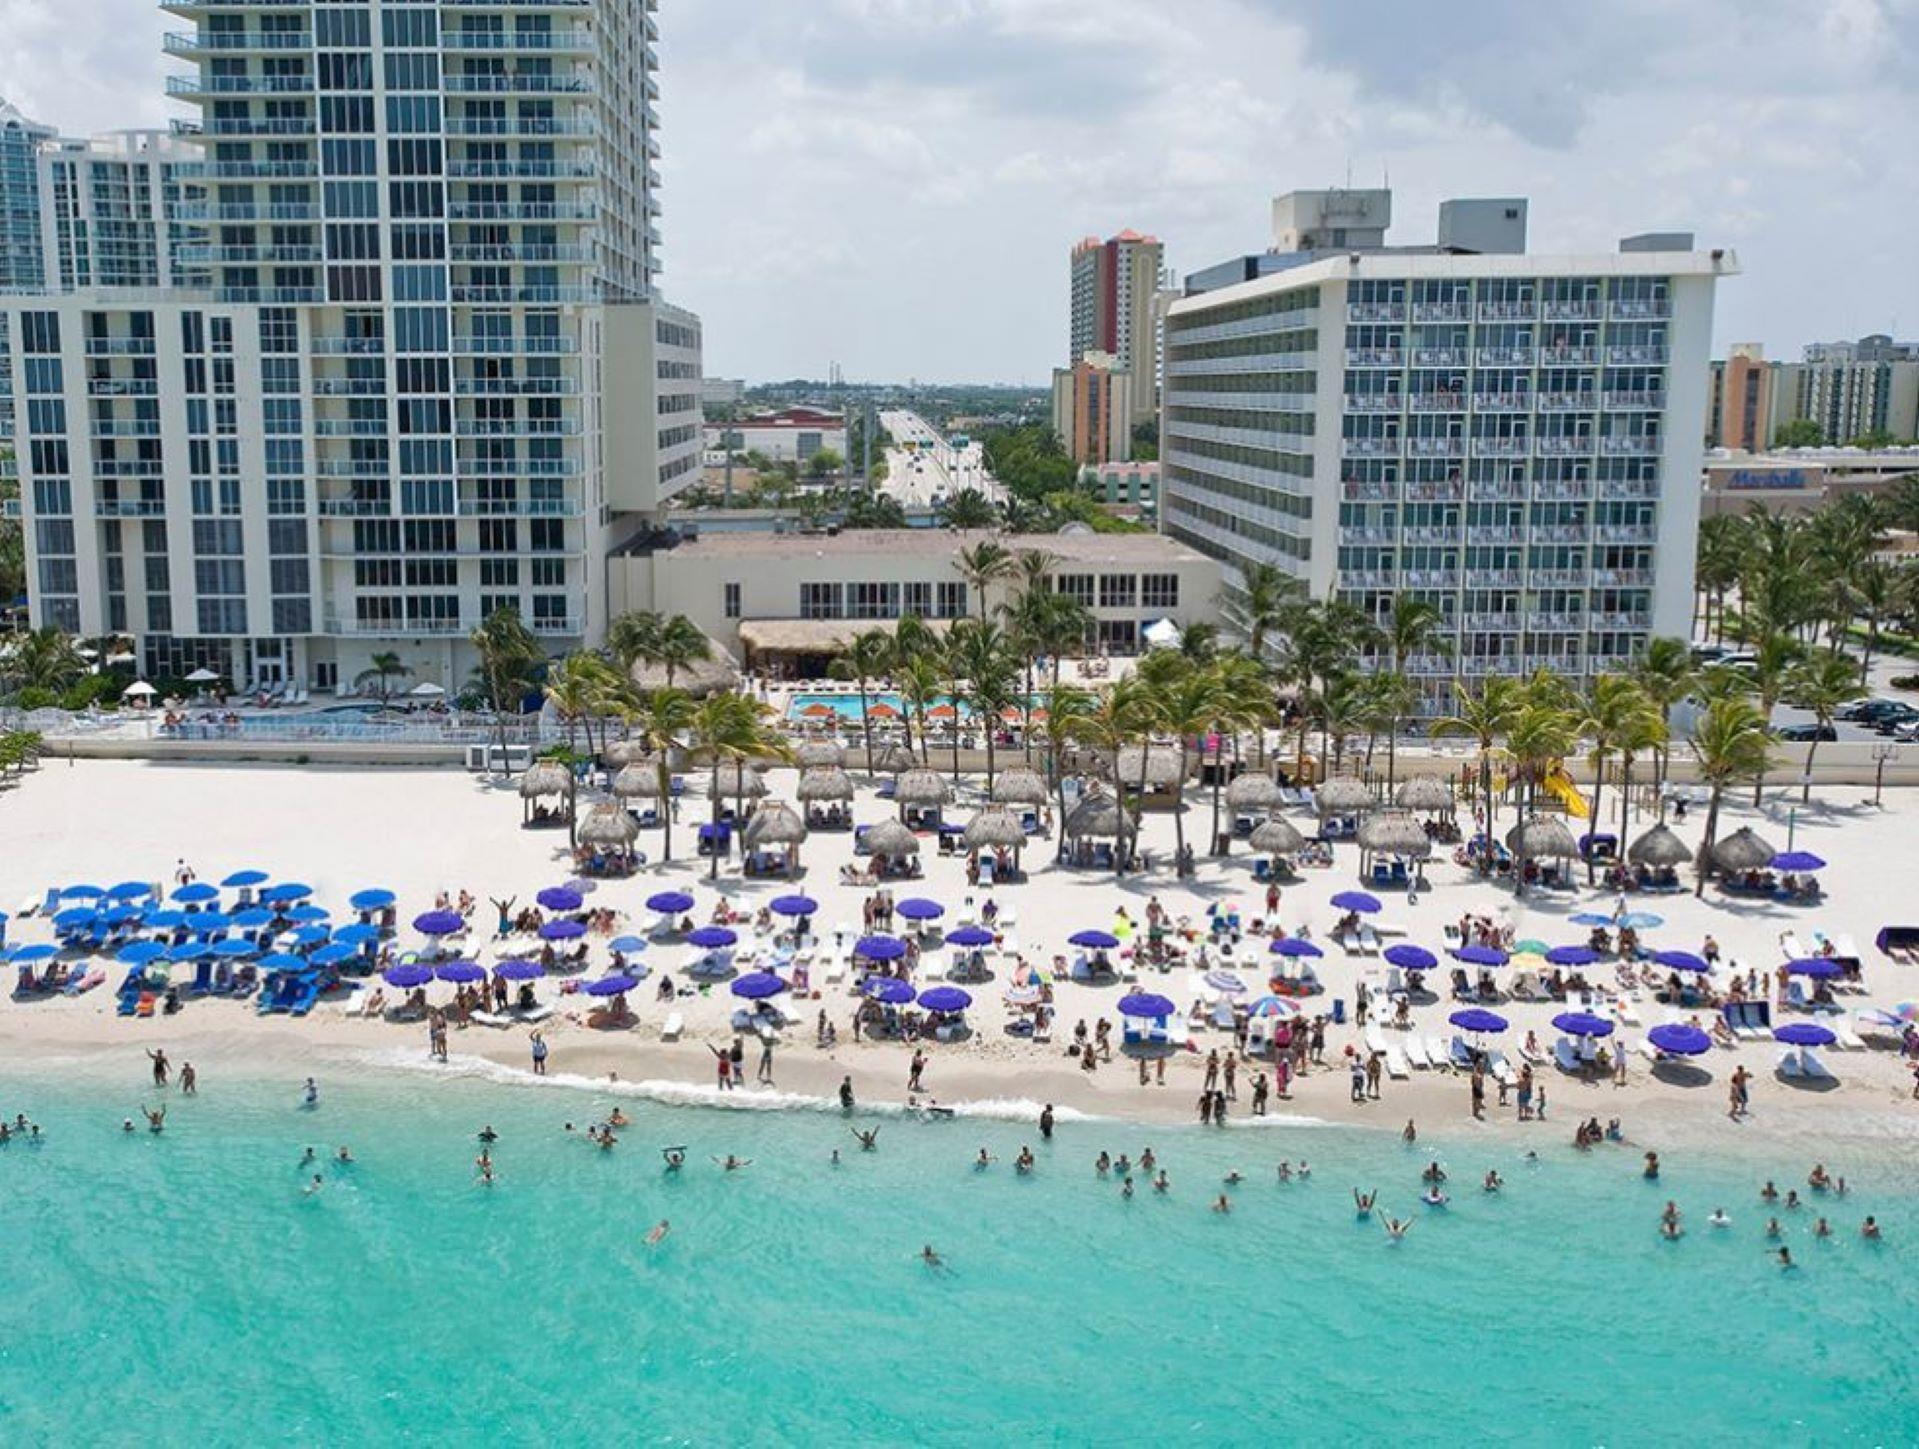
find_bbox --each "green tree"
[946,618,1019,794]
[1744,630,1803,803]
[1688,696,1776,895]
[469,606,543,768]
[1576,674,1660,883]
[0,627,87,695]
[829,628,896,776]
[633,686,696,862]
[690,692,769,880]
[1773,418,1825,448]
[939,488,999,530]
[651,614,712,690]
[355,650,411,703]
[1632,636,1696,815]
[954,539,1016,620]
[1431,675,1526,863]
[1784,649,1865,803]
[1378,595,1448,786]
[1068,676,1155,873]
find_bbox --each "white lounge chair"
[1383,1043,1410,1079]
[1832,1020,1865,1050]
[1402,1034,1430,1069]
[1485,1050,1517,1088]
[660,1011,684,1041]
[1553,1037,1582,1074]
[1357,925,1381,956]
[1384,967,1405,997]
[1423,1035,1452,1072]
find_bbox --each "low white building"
[704,406,847,464]
[609,529,1223,674]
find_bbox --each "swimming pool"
[786,693,1037,723]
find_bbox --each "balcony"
[1342,438,1402,458]
[178,245,322,265]
[316,460,393,479]
[214,287,325,305]
[1529,568,1590,587]
[1469,481,1527,502]
[1530,613,1587,633]
[173,115,313,138]
[313,420,389,438]
[316,498,390,518]
[179,159,317,180]
[1596,524,1657,544]
[1470,393,1531,413]
[1464,613,1522,631]
[309,336,387,355]
[1343,395,1404,413]
[89,420,162,438]
[1543,300,1602,321]
[1477,347,1535,367]
[441,28,595,50]
[1606,345,1668,365]
[92,460,165,480]
[1537,345,1599,366]
[1593,568,1654,587]
[1403,481,1465,503]
[443,73,594,94]
[1535,437,1594,457]
[1411,302,1471,323]
[1608,299,1671,320]
[84,337,157,356]
[172,201,318,222]
[1602,390,1666,410]
[455,377,581,397]
[324,615,468,637]
[446,201,597,222]
[1404,654,1457,676]
[87,378,159,398]
[1404,525,1459,546]
[1340,481,1399,502]
[162,30,310,53]
[1535,481,1594,502]
[1466,569,1523,588]
[456,497,584,518]
[1478,301,1536,321]
[1536,391,1596,412]
[1411,348,1469,367]
[1598,479,1659,501]
[447,159,596,180]
[1530,524,1588,544]
[94,498,167,518]
[1600,437,1660,457]
[1344,349,1404,368]
[311,378,388,396]
[1407,438,1465,458]
[1340,569,1399,589]
[1590,611,1652,631]
[1467,526,1525,546]
[450,285,597,304]
[1339,526,1398,546]
[450,245,592,264]
[1472,437,1530,458]
[1408,393,1467,414]
[457,458,581,478]
[458,418,582,437]
[445,116,598,138]
[453,335,579,355]
[166,74,312,97]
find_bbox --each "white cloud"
[7,0,1917,380]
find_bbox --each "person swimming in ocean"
[1661,1201,1682,1229]
[303,1174,324,1196]
[1643,1151,1660,1180]
[974,1148,995,1170]
[1661,1217,1683,1240]
[1813,1217,1833,1239]
[1483,1170,1503,1193]
[607,1108,629,1128]
[662,1147,686,1171]
[300,1145,316,1166]
[478,1125,499,1145]
[1421,1161,1447,1185]
[1212,1193,1231,1214]
[852,1127,880,1152]
[1095,1151,1111,1176]
[646,1220,670,1246]
[1862,1216,1881,1240]
[1139,1148,1157,1173]
[123,1118,136,1133]
[1114,1153,1132,1176]
[1764,1217,1784,1240]
[1761,1180,1779,1203]
[1015,1146,1036,1174]
[714,1155,752,1171]
[1354,1188,1376,1218]
[1421,1187,1448,1207]
[1276,1160,1294,1183]
[1709,1208,1732,1229]
[1776,1247,1796,1269]
[143,1106,165,1133]
[302,1078,318,1109]
[335,1146,353,1164]
[921,1244,944,1270]
[1152,1170,1170,1194]
[1223,1170,1244,1186]
[1383,1216,1412,1241]
[476,1158,494,1187]
[1120,1176,1134,1199]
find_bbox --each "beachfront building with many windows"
[1,0,702,694]
[1160,189,1733,711]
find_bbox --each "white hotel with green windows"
[1161,193,1733,713]
[2,0,701,693]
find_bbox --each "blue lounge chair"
[186,960,215,997]
[288,976,321,1017]
[115,970,145,1016]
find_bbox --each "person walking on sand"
[908,1050,927,1093]
[147,1049,170,1088]
[1729,1065,1751,1120]
[530,1030,548,1077]
[1203,1050,1220,1093]
[757,1035,775,1085]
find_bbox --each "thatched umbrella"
[991,767,1049,806]
[1315,776,1375,815]
[1506,814,1578,861]
[796,741,846,769]
[1628,822,1691,868]
[577,803,638,849]
[612,763,664,798]
[1711,825,1778,874]
[1393,776,1453,813]
[1117,745,1188,790]
[744,803,807,876]
[706,760,768,799]
[1225,773,1281,811]
[862,818,920,860]
[796,767,854,803]
[603,740,646,768]
[1064,791,1130,839]
[895,769,951,807]
[963,806,1027,854]
[627,650,739,698]
[1358,810,1432,860]
[875,744,919,775]
[1249,816,1305,856]
[519,760,570,825]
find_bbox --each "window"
[850,582,900,620]
[936,582,968,619]
[1098,573,1137,609]
[903,582,931,618]
[800,582,842,619]
[1141,573,1179,610]
[724,582,741,620]
[1055,572,1094,607]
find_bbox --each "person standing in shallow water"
[1039,1104,1055,1140]
[147,1049,170,1088]
[530,1030,548,1077]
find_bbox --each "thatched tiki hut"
[1116,745,1189,809]
[1709,825,1777,877]
[1064,790,1129,839]
[1627,823,1691,869]
[991,767,1049,807]
[1249,815,1305,862]
[962,806,1028,874]
[1357,810,1432,863]
[1225,772,1281,813]
[519,760,571,827]
[875,744,919,776]
[796,766,855,829]
[744,802,808,877]
[861,817,920,867]
[1393,776,1453,814]
[576,804,640,870]
[795,740,847,770]
[894,768,952,824]
[612,763,664,799]
[1506,813,1577,893]
[1314,775,1375,817]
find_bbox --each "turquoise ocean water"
[0,1059,1913,1446]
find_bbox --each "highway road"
[877,408,1002,509]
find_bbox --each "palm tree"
[652,614,712,690]
[1068,676,1155,873]
[1693,514,1747,642]
[0,626,87,694]
[469,606,542,769]
[895,646,944,766]
[1785,649,1865,803]
[829,628,896,776]
[690,691,766,880]
[1632,636,1696,816]
[1745,630,1803,804]
[1000,575,1087,760]
[939,487,999,529]
[1505,698,1578,895]
[1206,653,1267,855]
[606,610,662,676]
[1612,691,1667,853]
[1575,674,1659,883]
[1038,684,1096,857]
[633,686,695,861]
[1688,695,1776,895]
[1222,561,1303,670]
[1379,596,1448,786]
[1145,657,1226,869]
[946,618,1019,794]
[954,539,1016,620]
[1431,675,1525,865]
[356,650,411,702]
[1845,560,1899,673]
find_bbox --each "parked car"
[1774,723,1836,742]
[1839,696,1903,722]
[1867,704,1919,733]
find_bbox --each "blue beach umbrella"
[9,944,57,963]
[537,886,584,913]
[167,941,213,963]
[286,905,330,925]
[257,952,308,973]
[896,897,945,922]
[541,919,587,942]
[285,925,331,948]
[862,976,915,1004]
[1569,912,1614,928]
[770,895,819,917]
[262,883,313,905]
[333,923,380,946]
[436,961,486,984]
[1651,950,1710,974]
[918,986,973,1014]
[646,891,695,915]
[1552,1011,1615,1038]
[116,941,169,966]
[945,926,994,949]
[1448,1008,1509,1034]
[607,935,647,955]
[1383,944,1438,972]
[383,964,434,989]
[685,926,738,950]
[731,971,788,1000]
[59,885,104,901]
[349,888,395,912]
[1774,1022,1836,1047]
[584,974,639,996]
[414,910,464,936]
[1451,944,1509,967]
[1069,930,1120,950]
[213,937,258,958]
[189,912,234,934]
[171,882,219,904]
[52,907,99,930]
[144,909,189,930]
[494,959,545,981]
[1546,945,1601,967]
[229,907,272,929]
[1270,937,1324,958]
[106,881,154,902]
[1786,957,1843,978]
[311,943,360,968]
[221,869,270,888]
[100,904,146,927]
[1647,1023,1711,1056]
[1770,851,1826,873]
[1616,911,1664,930]
[1330,890,1382,914]
[855,934,907,962]
[1118,991,1176,1018]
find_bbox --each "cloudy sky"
[4,0,1916,382]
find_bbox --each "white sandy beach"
[2,755,1916,1153]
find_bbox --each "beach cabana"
[743,802,807,877]
[1249,816,1305,860]
[1314,776,1375,818]
[1226,773,1281,812]
[1393,776,1452,813]
[875,744,920,775]
[1628,823,1691,868]
[795,740,847,770]
[518,761,571,826]
[1062,790,1131,869]
[1356,810,1432,888]
[1711,826,1777,876]
[990,768,1049,808]
[962,807,1027,880]
[894,769,951,827]
[578,804,640,867]
[860,818,921,870]
[797,767,855,831]
[1115,746,1189,809]
[611,763,667,800]
[705,759,768,803]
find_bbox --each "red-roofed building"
[1069,229,1164,435]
